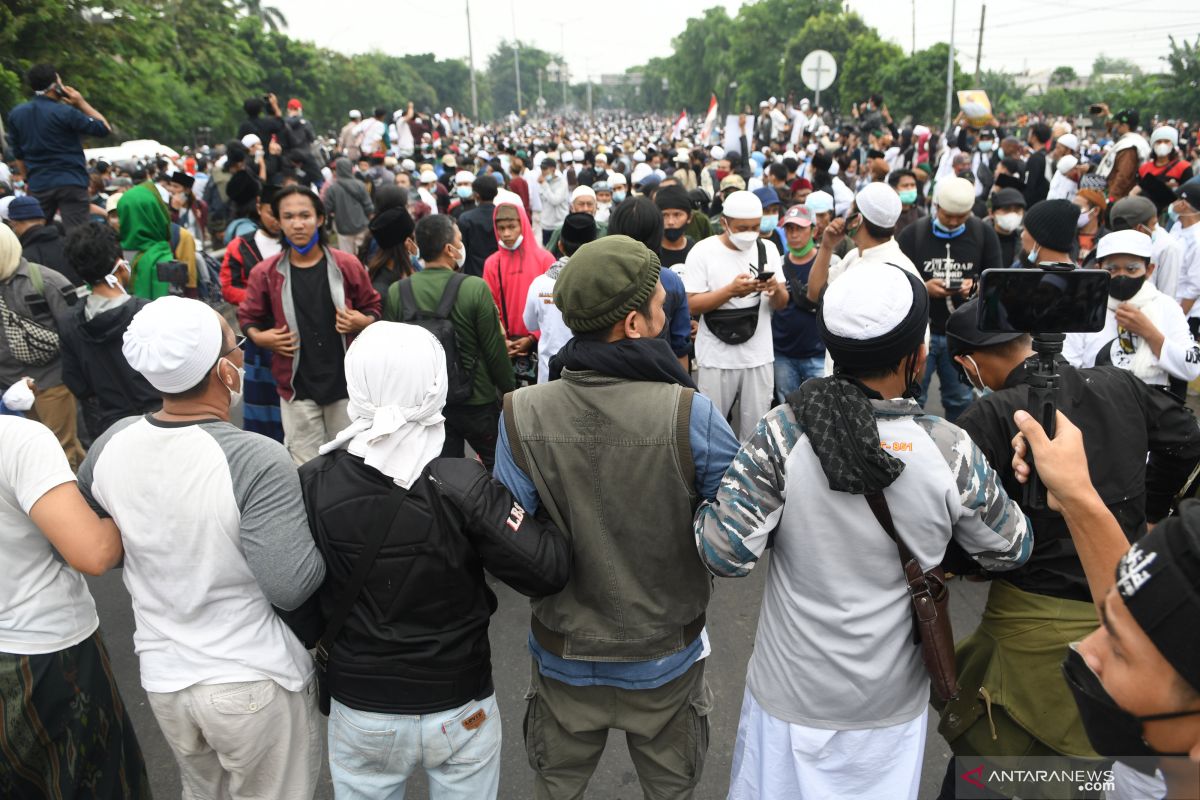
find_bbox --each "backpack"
[396,273,476,405]
[168,224,223,308]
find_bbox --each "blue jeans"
[774,355,826,404]
[328,694,502,800]
[919,333,974,422]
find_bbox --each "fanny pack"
[703,239,766,345]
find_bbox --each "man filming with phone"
[5,64,111,230]
[931,273,1200,797]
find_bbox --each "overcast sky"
[279,0,1200,89]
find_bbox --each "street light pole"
[466,0,478,118]
[511,0,522,113]
[945,0,956,134]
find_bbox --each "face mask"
[612,191,627,203]
[715,169,730,182]
[452,244,466,268]
[411,253,423,271]
[1154,142,1173,157]
[759,213,779,233]
[288,235,319,256]
[898,188,918,205]
[1169,205,1180,224]
[499,233,524,251]
[1077,208,1092,228]
[788,239,815,259]
[728,230,759,251]
[978,140,994,153]
[104,258,130,293]
[995,212,1023,234]
[1109,275,1145,302]
[961,355,992,397]
[664,226,686,242]
[1061,645,1200,767]
[220,357,245,408]
[845,214,863,239]
[932,217,966,239]
[1021,245,1041,268]
[456,185,473,199]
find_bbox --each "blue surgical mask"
[759,213,778,233]
[612,190,627,203]
[932,217,966,238]
[898,188,918,205]
[978,140,994,153]
[456,185,473,199]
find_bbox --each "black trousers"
[32,184,91,229]
[441,401,500,471]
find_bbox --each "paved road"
[90,377,985,798]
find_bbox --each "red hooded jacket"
[483,201,553,339]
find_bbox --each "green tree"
[727,0,841,106]
[840,32,905,112]
[978,69,1026,117]
[1157,35,1200,120]
[487,40,555,116]
[239,0,287,32]
[1092,54,1141,78]
[1048,65,1078,89]
[779,11,873,112]
[664,7,734,111]
[878,43,969,127]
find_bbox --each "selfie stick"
[1024,332,1063,511]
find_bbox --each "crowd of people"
[2,60,1200,800]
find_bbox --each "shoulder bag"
[703,238,767,345]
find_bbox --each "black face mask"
[1109,275,1146,302]
[1061,646,1200,774]
[663,226,686,242]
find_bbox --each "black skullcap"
[654,185,692,214]
[369,206,415,250]
[991,188,1026,210]
[946,298,1025,358]
[1023,199,1078,252]
[226,171,260,205]
[560,212,598,252]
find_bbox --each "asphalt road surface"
[89,378,990,799]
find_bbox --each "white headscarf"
[0,222,21,282]
[319,323,447,488]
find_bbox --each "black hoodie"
[20,223,78,285]
[59,296,161,437]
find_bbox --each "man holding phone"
[5,64,110,230]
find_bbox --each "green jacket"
[384,267,514,406]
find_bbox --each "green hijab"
[118,183,175,299]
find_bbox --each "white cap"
[935,177,975,214]
[823,264,920,340]
[122,297,223,395]
[854,183,902,228]
[1097,229,1153,260]
[710,146,725,160]
[632,149,646,162]
[800,98,811,108]
[1056,133,1079,152]
[454,170,476,184]
[609,172,627,187]
[595,152,608,163]
[349,109,362,119]
[722,190,763,219]
[0,196,14,221]
[571,185,596,202]
[400,158,416,172]
[1056,155,1079,175]
[631,163,653,185]
[760,100,770,108]
[805,190,834,214]
[1151,126,1179,148]
[768,96,777,105]
[562,150,575,162]
[674,150,690,163]
[476,150,490,160]
[240,133,261,149]
[572,148,584,161]
[419,170,438,183]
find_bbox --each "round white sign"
[800,50,838,93]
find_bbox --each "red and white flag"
[700,94,718,143]
[671,109,689,141]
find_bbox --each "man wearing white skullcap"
[696,262,1030,800]
[677,189,787,440]
[896,175,1003,420]
[302,322,568,797]
[1064,229,1200,394]
[545,184,607,256]
[78,295,327,797]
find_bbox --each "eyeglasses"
[221,334,247,357]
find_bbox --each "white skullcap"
[800,98,811,108]
[1057,133,1079,152]
[240,133,261,149]
[419,170,437,183]
[595,152,608,162]
[454,170,475,184]
[632,149,646,162]
[855,183,902,228]
[571,185,596,202]
[400,158,416,172]
[1151,126,1179,148]
[1097,229,1153,260]
[935,177,975,214]
[572,148,584,161]
[805,190,834,214]
[631,162,653,184]
[609,172,627,187]
[562,150,575,162]
[824,264,920,339]
[495,189,523,207]
[123,296,223,394]
[349,109,362,119]
[1056,155,1079,175]
[0,196,14,222]
[722,190,763,219]
[710,146,726,160]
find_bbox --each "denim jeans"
[328,693,502,800]
[919,333,974,422]
[773,355,827,404]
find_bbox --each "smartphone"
[977,268,1109,334]
[156,260,189,287]
[1089,104,1105,116]
[757,271,776,282]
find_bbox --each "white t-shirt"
[523,264,573,384]
[357,118,386,155]
[675,235,782,370]
[0,417,99,655]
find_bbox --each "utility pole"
[911,0,916,56]
[974,4,986,85]
[945,0,956,134]
[511,1,522,113]
[466,0,478,118]
[560,23,568,110]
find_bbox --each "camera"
[978,267,1110,508]
[156,261,189,295]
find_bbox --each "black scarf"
[786,376,904,495]
[548,336,696,389]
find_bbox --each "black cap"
[946,298,1025,358]
[1112,108,1139,130]
[654,185,692,213]
[1177,177,1200,210]
[991,187,1026,210]
[994,173,1024,191]
[560,212,598,252]
[369,206,415,250]
[226,170,260,205]
[1023,199,1079,252]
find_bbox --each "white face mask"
[452,243,467,268]
[727,228,759,251]
[499,234,524,251]
[1154,142,1174,157]
[104,258,130,293]
[995,212,1023,234]
[221,357,245,408]
[1076,208,1092,228]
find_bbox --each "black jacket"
[896,215,1004,333]
[457,202,497,279]
[298,452,570,715]
[953,359,1200,603]
[20,223,76,285]
[1023,150,1050,206]
[59,297,161,438]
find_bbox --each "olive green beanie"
[553,235,662,333]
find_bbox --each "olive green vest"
[504,370,711,662]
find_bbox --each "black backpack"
[396,273,476,406]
